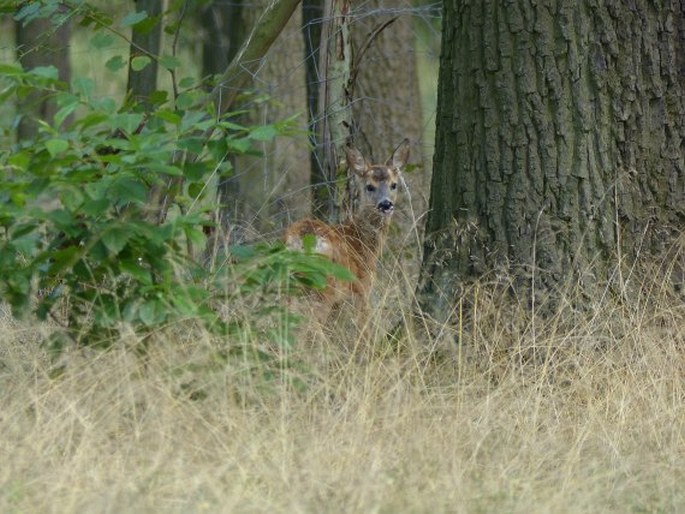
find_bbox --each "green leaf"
[11,232,41,257]
[130,14,161,35]
[177,137,204,154]
[10,221,40,241]
[94,299,119,328]
[54,102,79,128]
[45,139,69,157]
[14,2,41,22]
[172,293,198,317]
[121,10,148,27]
[60,188,84,211]
[102,226,130,256]
[218,120,247,131]
[155,109,181,125]
[148,90,168,106]
[183,225,206,247]
[206,139,228,160]
[159,55,181,71]
[130,56,151,72]
[175,91,196,110]
[250,125,278,141]
[46,246,79,276]
[139,299,165,326]
[90,31,115,49]
[230,244,257,261]
[72,77,94,98]
[146,162,183,176]
[0,64,24,76]
[105,55,126,72]
[46,209,77,233]
[8,151,30,171]
[227,137,251,154]
[178,77,195,89]
[109,112,144,133]
[180,110,206,131]
[82,199,110,216]
[120,258,151,284]
[110,176,148,204]
[93,97,117,114]
[30,66,58,80]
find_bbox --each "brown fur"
[284,140,410,318]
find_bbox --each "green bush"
[0,14,352,348]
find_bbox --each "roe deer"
[285,139,410,319]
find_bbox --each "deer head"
[345,139,410,218]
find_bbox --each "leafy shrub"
[0,7,352,348]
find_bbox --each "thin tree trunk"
[127,0,162,109]
[302,0,326,219]
[200,0,244,85]
[15,11,71,140]
[199,0,245,251]
[318,0,353,222]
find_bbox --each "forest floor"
[1,266,684,513]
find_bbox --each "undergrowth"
[1,257,683,513]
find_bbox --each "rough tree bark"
[418,1,685,324]
[317,0,354,223]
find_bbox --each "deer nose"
[377,199,394,214]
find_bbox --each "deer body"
[285,140,410,315]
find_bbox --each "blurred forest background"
[3,0,440,241]
[0,0,443,342]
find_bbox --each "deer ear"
[387,138,410,170]
[345,145,368,176]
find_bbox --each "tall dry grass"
[1,255,684,513]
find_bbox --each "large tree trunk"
[418,1,685,324]
[15,12,72,140]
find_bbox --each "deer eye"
[390,183,398,190]
[365,184,376,192]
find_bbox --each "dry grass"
[1,262,684,513]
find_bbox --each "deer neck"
[346,206,390,255]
